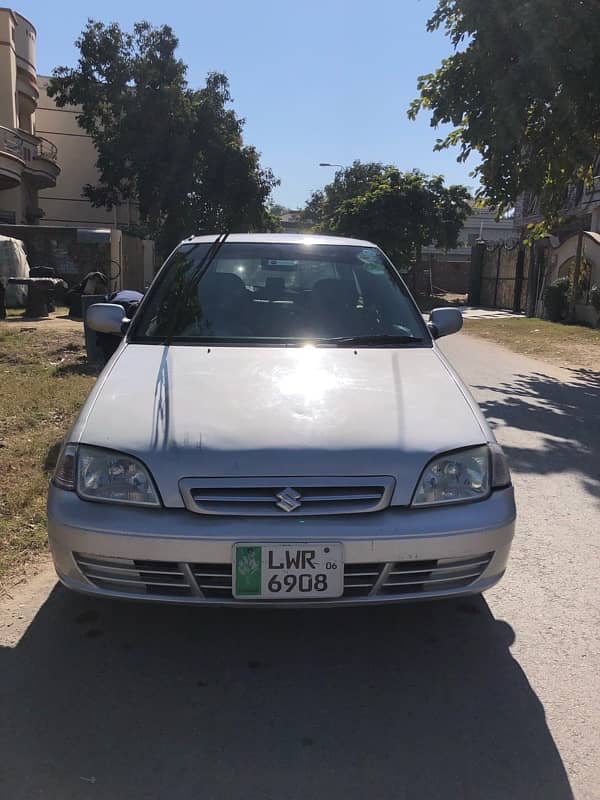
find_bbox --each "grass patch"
[463,317,600,370]
[0,322,99,585]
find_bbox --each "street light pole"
[319,162,345,170]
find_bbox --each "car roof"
[179,232,377,248]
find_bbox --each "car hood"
[73,344,489,507]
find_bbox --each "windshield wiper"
[165,231,229,345]
[322,334,424,347]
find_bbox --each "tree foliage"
[304,161,471,264]
[302,161,390,228]
[48,20,278,253]
[409,0,600,223]
[268,203,288,218]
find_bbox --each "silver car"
[48,233,516,606]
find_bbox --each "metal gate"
[470,242,531,312]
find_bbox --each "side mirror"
[428,307,463,339]
[86,303,128,335]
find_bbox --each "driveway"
[459,307,525,319]
[1,332,598,800]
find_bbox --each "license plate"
[233,543,343,600]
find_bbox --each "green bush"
[590,285,600,313]
[543,277,570,322]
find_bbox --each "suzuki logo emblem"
[275,487,302,512]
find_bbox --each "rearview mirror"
[429,307,463,339]
[86,303,127,335]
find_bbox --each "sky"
[16,0,478,208]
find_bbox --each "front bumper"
[47,486,516,607]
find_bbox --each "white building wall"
[36,76,139,229]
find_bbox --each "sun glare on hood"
[277,345,347,403]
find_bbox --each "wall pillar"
[142,239,155,287]
[110,229,123,293]
[468,242,485,305]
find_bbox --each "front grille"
[75,552,492,600]
[343,563,382,597]
[179,476,395,516]
[190,563,384,599]
[74,553,193,597]
[192,563,233,599]
[380,553,493,595]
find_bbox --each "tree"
[48,21,278,254]
[302,161,389,229]
[331,169,471,265]
[156,72,280,251]
[268,204,288,218]
[408,0,600,225]
[303,162,470,265]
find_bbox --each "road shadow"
[0,587,572,800]
[475,367,600,499]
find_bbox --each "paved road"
[1,332,598,800]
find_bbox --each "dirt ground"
[3,308,84,334]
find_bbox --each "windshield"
[130,241,429,346]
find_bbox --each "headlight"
[412,444,509,508]
[53,444,160,507]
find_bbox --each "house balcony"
[23,131,61,189]
[0,126,60,191]
[0,126,24,190]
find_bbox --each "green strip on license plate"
[235,545,262,596]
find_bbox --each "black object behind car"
[95,290,144,362]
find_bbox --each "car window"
[131,242,429,345]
